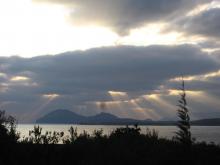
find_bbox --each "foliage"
[62,126,78,144]
[145,128,159,140]
[0,115,220,165]
[175,79,192,145]
[21,125,64,144]
[1,125,219,165]
[0,110,20,143]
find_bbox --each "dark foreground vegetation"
[0,113,220,165]
[1,81,220,165]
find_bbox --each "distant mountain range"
[36,109,220,126]
[36,109,153,125]
[191,118,220,126]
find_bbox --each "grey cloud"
[0,45,219,121]
[170,8,220,38]
[160,94,220,120]
[166,77,220,95]
[33,0,209,35]
[1,45,217,93]
[198,40,220,49]
[212,50,220,63]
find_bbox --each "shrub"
[175,79,192,146]
[0,110,20,143]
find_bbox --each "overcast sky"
[0,0,220,122]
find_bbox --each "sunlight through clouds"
[0,0,211,57]
[118,24,182,46]
[170,70,220,82]
[187,0,220,17]
[43,94,60,100]
[0,0,220,121]
[22,93,60,122]
[10,76,30,82]
[108,91,129,101]
[0,0,118,57]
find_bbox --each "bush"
[21,125,64,144]
[0,110,19,143]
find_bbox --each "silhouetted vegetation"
[21,125,64,144]
[0,118,219,165]
[175,79,192,146]
[0,110,19,144]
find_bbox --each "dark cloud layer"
[34,0,209,35]
[0,45,219,121]
[1,45,217,93]
[172,8,220,38]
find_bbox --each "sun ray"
[170,70,220,83]
[25,94,60,120]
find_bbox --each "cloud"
[1,45,217,93]
[0,45,219,121]
[169,7,220,39]
[33,0,209,35]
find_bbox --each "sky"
[0,0,220,122]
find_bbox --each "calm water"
[17,125,220,144]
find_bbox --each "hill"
[36,109,85,124]
[36,109,220,125]
[36,109,152,124]
[191,118,220,126]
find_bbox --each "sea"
[17,125,220,144]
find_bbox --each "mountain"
[36,109,85,124]
[36,109,152,124]
[36,109,220,125]
[191,118,220,126]
[86,112,119,124]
